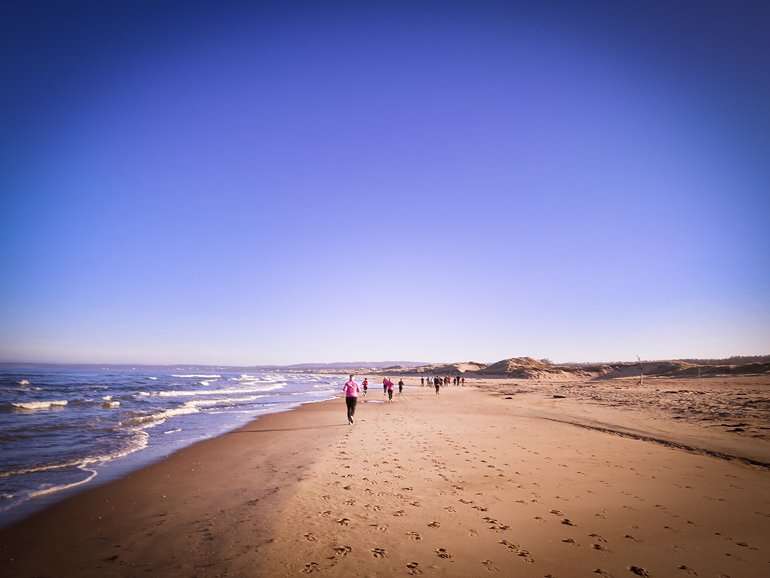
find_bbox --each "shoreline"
[0,392,339,529]
[2,381,768,577]
[1,392,352,577]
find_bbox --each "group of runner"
[420,375,464,387]
[341,373,465,424]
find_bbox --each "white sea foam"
[28,466,99,499]
[102,395,113,400]
[155,384,283,397]
[126,405,201,428]
[233,373,281,383]
[148,376,159,380]
[171,374,221,379]
[163,428,182,434]
[18,379,30,386]
[0,428,149,479]
[186,395,264,408]
[102,401,120,409]
[10,400,68,410]
[125,394,268,429]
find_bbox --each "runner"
[362,377,369,397]
[387,378,395,402]
[398,379,404,395]
[342,374,360,424]
[434,376,440,396]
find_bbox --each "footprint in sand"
[303,533,318,542]
[628,566,650,577]
[406,531,422,541]
[498,540,534,563]
[368,523,388,532]
[371,547,386,558]
[561,538,576,544]
[332,545,352,557]
[436,548,452,559]
[336,518,350,526]
[678,565,698,575]
[302,562,320,573]
[393,510,406,517]
[561,518,576,526]
[592,569,613,577]
[406,562,423,575]
[481,559,499,572]
[482,517,510,531]
[427,521,441,528]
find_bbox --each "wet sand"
[2,382,769,577]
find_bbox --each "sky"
[1,1,769,365]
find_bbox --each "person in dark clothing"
[434,376,440,395]
[398,379,404,394]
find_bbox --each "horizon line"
[1,353,769,369]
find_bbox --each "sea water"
[0,364,342,526]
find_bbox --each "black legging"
[345,396,357,422]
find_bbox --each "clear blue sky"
[2,1,769,365]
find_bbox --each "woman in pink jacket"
[342,374,360,424]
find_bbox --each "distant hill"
[383,355,770,380]
[371,361,487,375]
[283,361,429,371]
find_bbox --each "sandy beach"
[2,379,769,578]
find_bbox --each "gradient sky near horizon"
[2,1,769,365]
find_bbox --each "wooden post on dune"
[637,355,644,385]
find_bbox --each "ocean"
[0,364,343,526]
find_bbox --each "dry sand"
[2,380,769,578]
